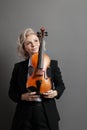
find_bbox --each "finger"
[29,92,37,95]
[47,90,53,93]
[29,94,40,98]
[31,95,40,98]
[43,93,54,98]
[43,90,53,95]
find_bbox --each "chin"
[31,52,38,55]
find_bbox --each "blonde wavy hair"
[17,28,37,59]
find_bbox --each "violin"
[26,27,52,94]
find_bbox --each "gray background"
[0,0,87,130]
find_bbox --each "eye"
[34,39,39,42]
[24,42,32,46]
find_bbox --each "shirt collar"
[28,58,32,67]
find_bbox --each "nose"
[31,42,35,47]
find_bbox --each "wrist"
[54,90,58,97]
[21,94,24,100]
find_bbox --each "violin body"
[26,27,52,94]
[26,53,52,94]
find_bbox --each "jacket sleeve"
[51,60,65,99]
[8,64,22,103]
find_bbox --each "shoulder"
[13,59,29,71]
[15,59,29,67]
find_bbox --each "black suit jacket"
[9,59,65,130]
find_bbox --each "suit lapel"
[20,59,29,87]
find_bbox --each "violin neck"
[38,39,45,69]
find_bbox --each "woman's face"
[24,34,40,56]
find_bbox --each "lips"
[32,47,38,52]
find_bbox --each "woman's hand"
[42,89,58,98]
[21,92,40,101]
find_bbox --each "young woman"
[9,28,65,130]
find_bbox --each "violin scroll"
[37,27,48,39]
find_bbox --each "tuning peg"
[45,32,48,36]
[37,32,41,37]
